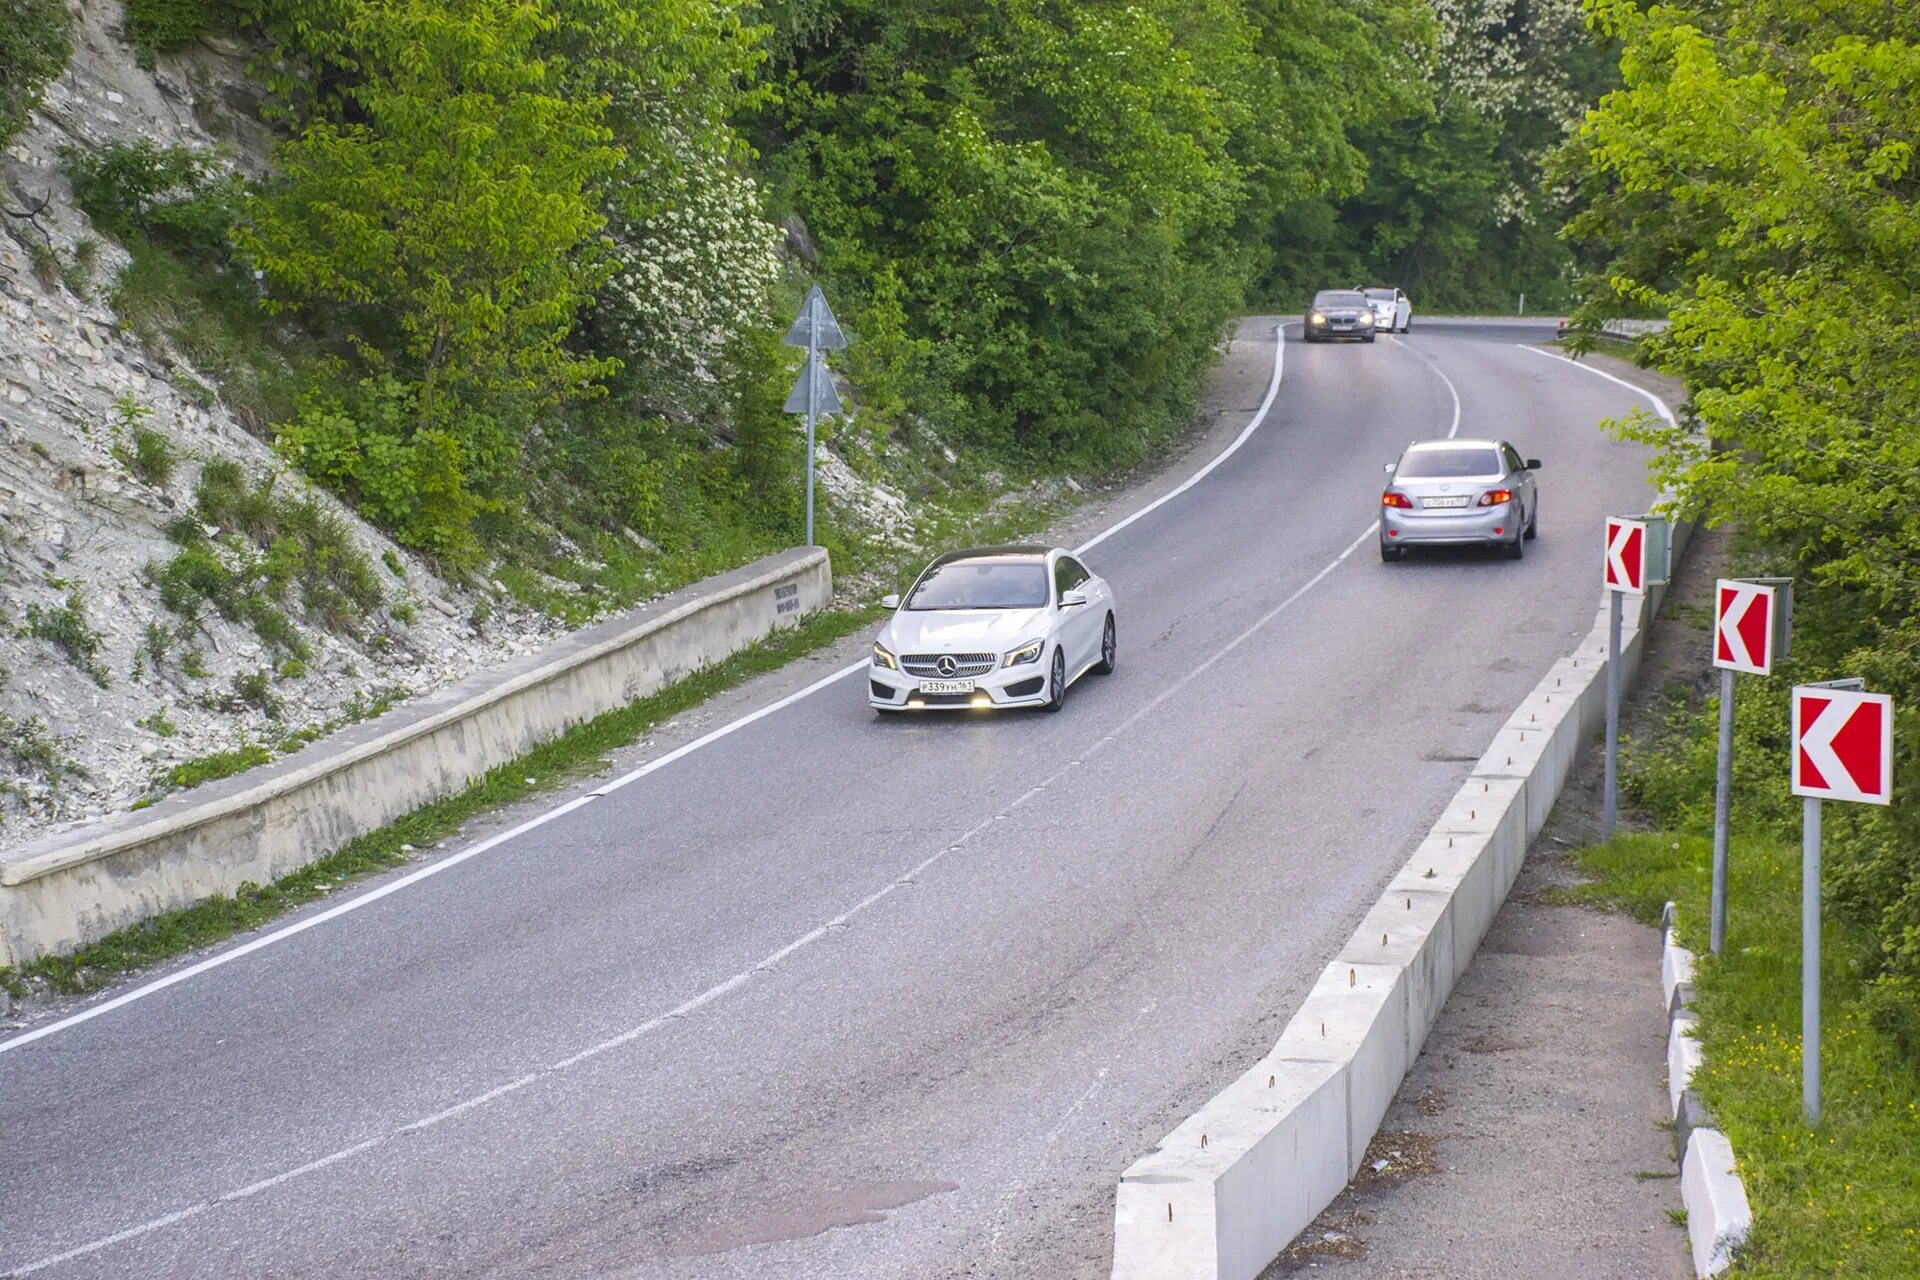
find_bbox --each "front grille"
[914,692,975,706]
[1006,676,1045,698]
[870,680,898,701]
[902,652,996,678]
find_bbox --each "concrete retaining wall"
[1113,523,1693,1279]
[0,547,832,967]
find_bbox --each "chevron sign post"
[1791,680,1894,1123]
[1707,579,1792,955]
[1601,515,1670,838]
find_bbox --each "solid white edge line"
[1074,322,1289,556]
[1517,342,1677,425]
[0,323,1294,1058]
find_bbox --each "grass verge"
[1570,832,1920,1278]
[0,605,877,1003]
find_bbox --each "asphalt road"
[0,319,1658,1279]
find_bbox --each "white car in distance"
[869,545,1117,713]
[1357,285,1412,333]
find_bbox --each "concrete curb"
[1661,903,1753,1278]
[1111,369,1692,1279]
[0,547,832,966]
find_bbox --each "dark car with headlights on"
[1304,290,1377,343]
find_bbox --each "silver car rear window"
[907,561,1050,610]
[1397,448,1502,478]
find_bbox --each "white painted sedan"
[869,545,1116,713]
[1357,285,1412,333]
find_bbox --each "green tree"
[1571,0,1920,1054]
[241,0,617,561]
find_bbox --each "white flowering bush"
[597,131,781,395]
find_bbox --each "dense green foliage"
[1573,0,1920,1055]
[755,0,1429,463]
[66,0,1613,595]
[1262,0,1618,310]
[0,0,70,147]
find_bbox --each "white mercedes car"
[869,545,1117,713]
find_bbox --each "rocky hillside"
[1,5,557,849]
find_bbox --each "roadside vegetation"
[13,0,1618,632]
[1572,832,1920,1278]
[1555,0,1920,1264]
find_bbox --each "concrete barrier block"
[1273,962,1408,1176]
[1337,888,1454,1058]
[1668,1011,1702,1120]
[1663,928,1698,1014]
[1113,1058,1348,1280]
[1390,831,1500,975]
[0,547,833,964]
[1682,1128,1751,1277]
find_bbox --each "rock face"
[0,6,559,851]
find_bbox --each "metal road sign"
[1713,578,1788,675]
[1604,517,1646,593]
[1792,685,1893,805]
[783,351,843,417]
[783,285,847,350]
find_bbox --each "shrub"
[123,0,253,64]
[0,0,69,148]
[25,593,110,687]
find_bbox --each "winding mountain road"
[0,318,1657,1279]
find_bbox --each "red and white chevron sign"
[1714,580,1777,675]
[1792,687,1893,805]
[1604,517,1646,594]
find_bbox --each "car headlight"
[1308,312,1326,325]
[1003,638,1045,668]
[1360,312,1375,325]
[872,641,898,670]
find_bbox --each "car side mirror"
[1060,591,1088,609]
[1382,462,1396,474]
[1526,459,1542,470]
[880,593,901,610]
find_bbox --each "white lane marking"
[0,322,1291,1057]
[1075,323,1289,556]
[6,517,1385,1280]
[1516,342,1677,425]
[1386,333,1463,438]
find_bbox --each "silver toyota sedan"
[1380,439,1540,561]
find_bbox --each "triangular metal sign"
[783,351,843,416]
[783,285,847,350]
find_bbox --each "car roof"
[930,544,1055,566]
[1406,438,1503,452]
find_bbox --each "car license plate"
[919,679,975,694]
[1423,496,1470,508]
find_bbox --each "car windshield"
[1363,288,1396,301]
[1314,291,1367,308]
[907,560,1050,610]
[1397,447,1503,478]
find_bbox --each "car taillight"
[1478,488,1513,507]
[1382,491,1414,508]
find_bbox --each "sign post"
[782,285,848,547]
[1602,516,1668,838]
[1708,577,1791,954]
[1790,679,1893,1123]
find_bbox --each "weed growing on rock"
[24,592,110,687]
[137,706,178,737]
